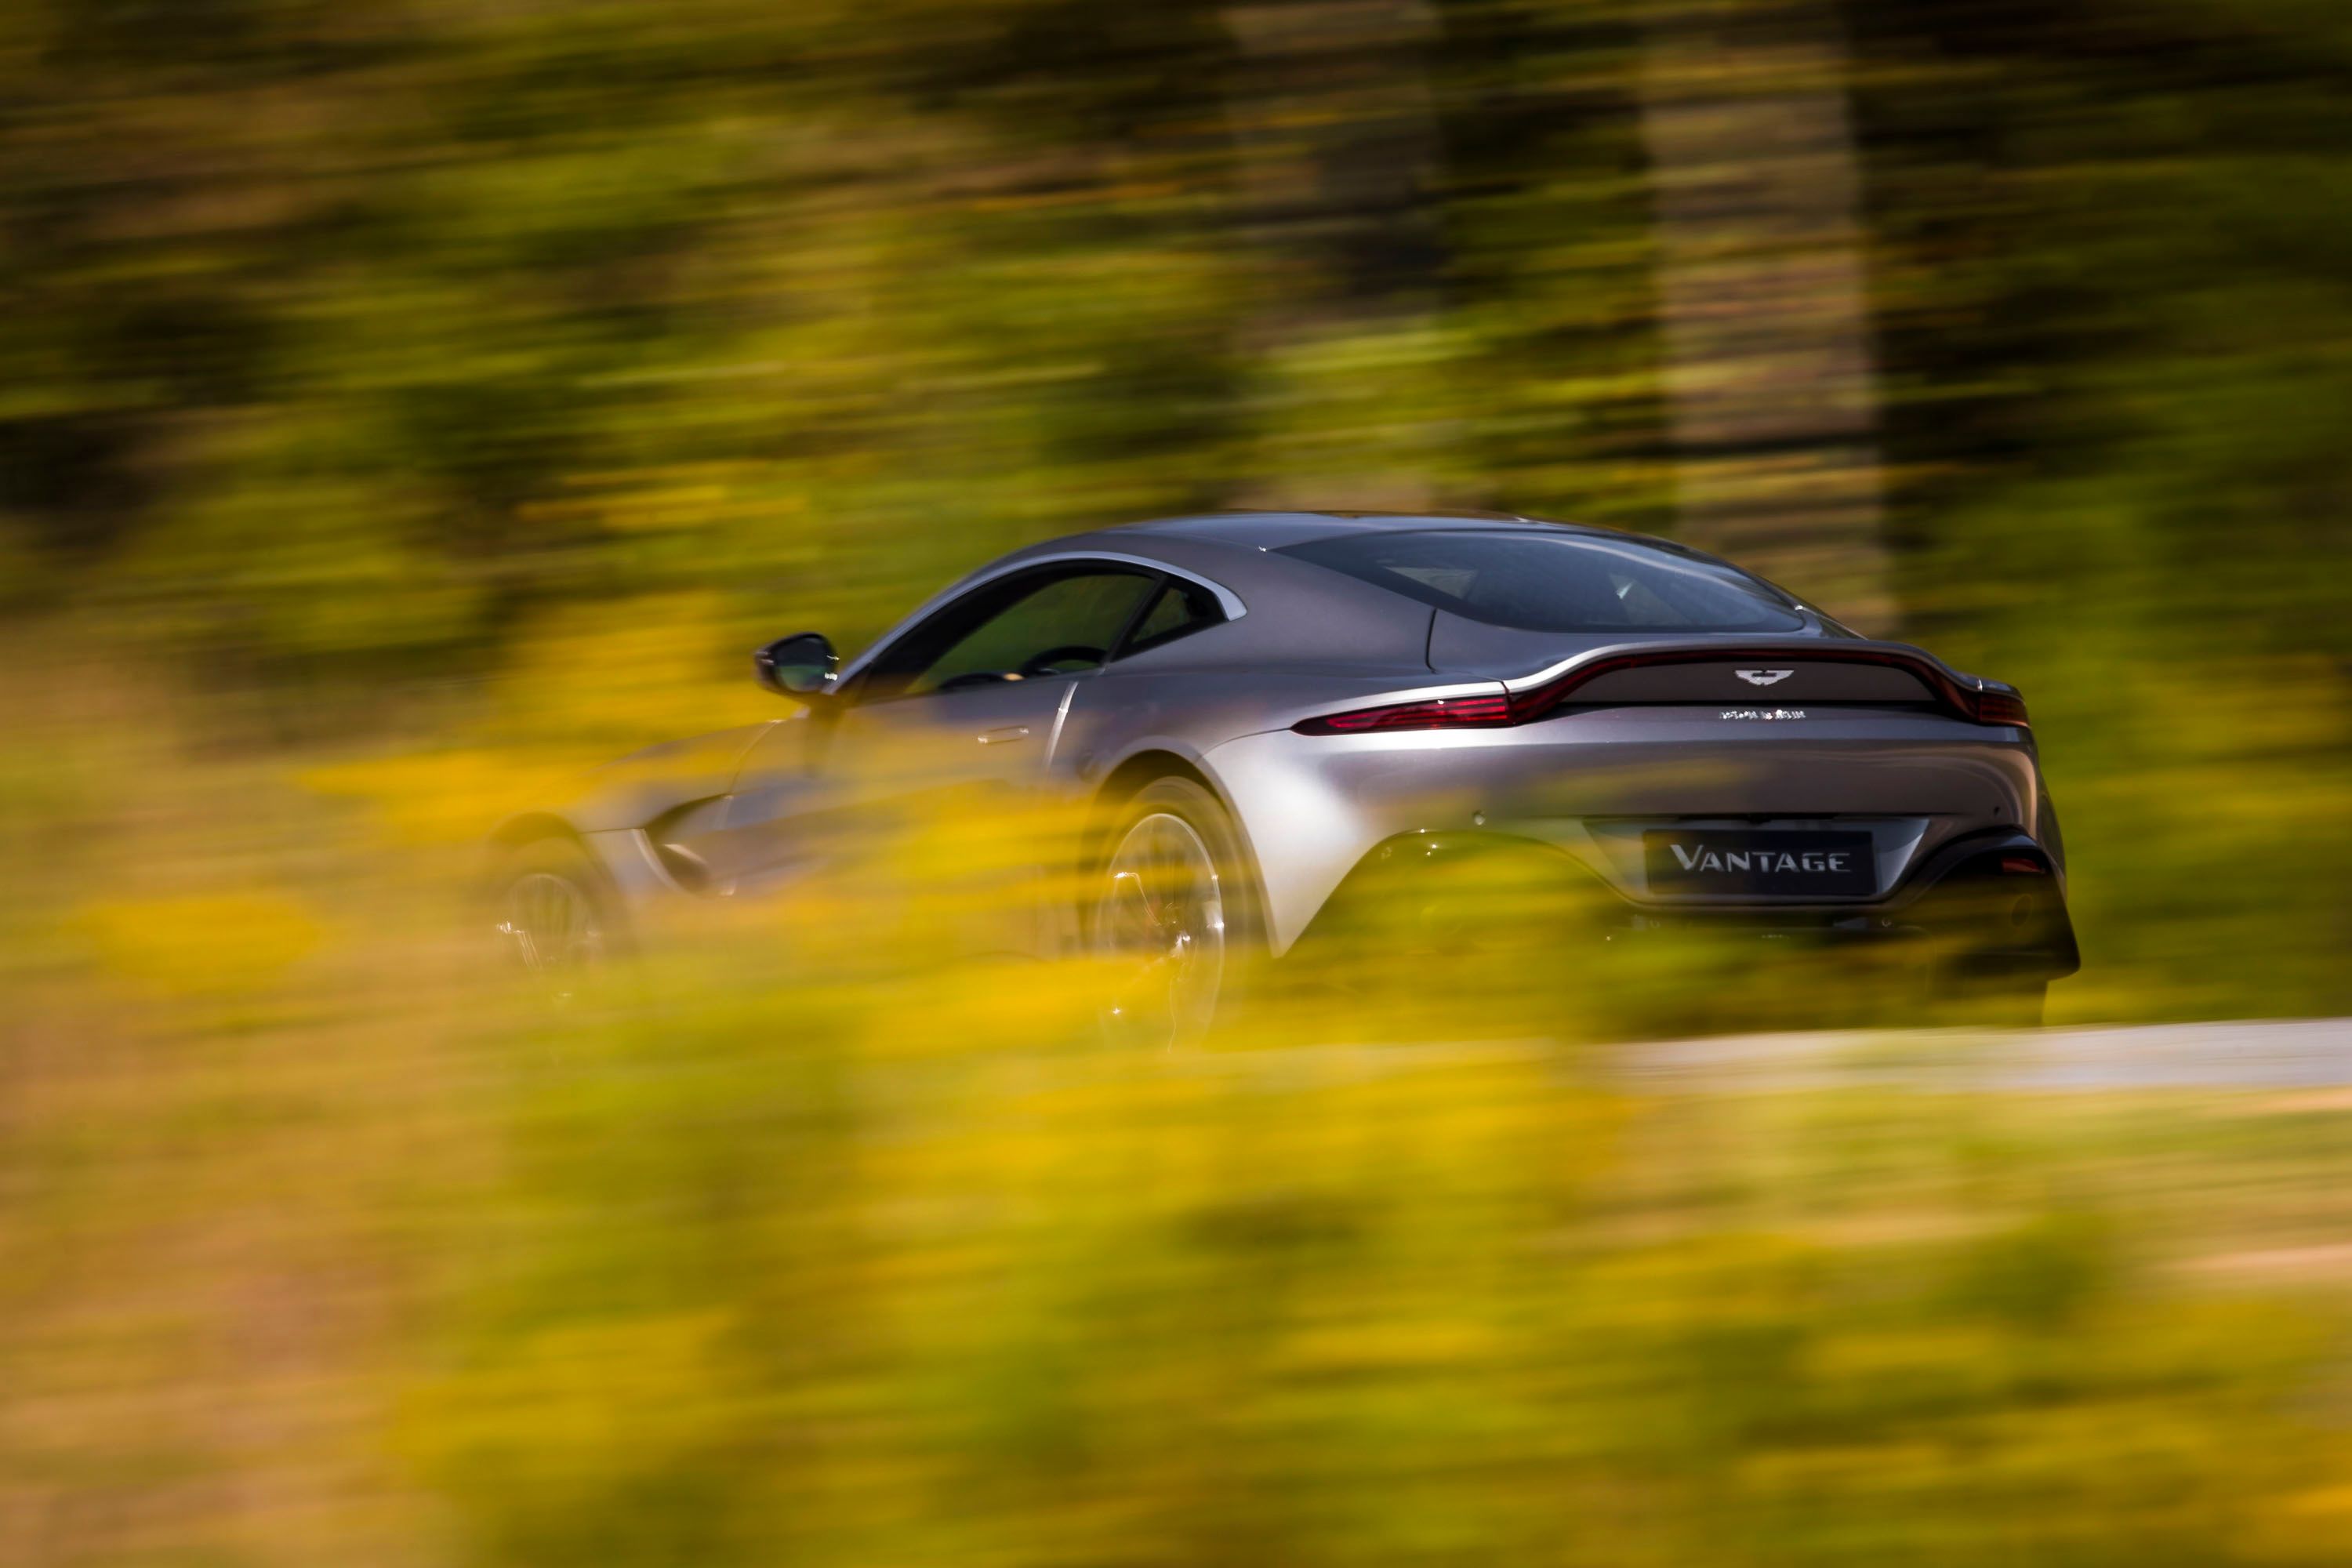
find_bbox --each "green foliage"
[1851,0,2352,1015]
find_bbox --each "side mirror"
[753,632,840,701]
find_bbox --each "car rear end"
[1198,523,2078,1008]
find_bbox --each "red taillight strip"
[1292,647,2028,735]
[1292,693,1513,735]
[1971,689,2030,728]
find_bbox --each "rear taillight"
[1969,689,2031,728]
[1292,694,1514,735]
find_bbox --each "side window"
[863,568,1158,700]
[1115,579,1223,659]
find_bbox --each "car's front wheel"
[492,837,613,990]
[1091,776,1258,1047]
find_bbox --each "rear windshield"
[1278,529,1810,634]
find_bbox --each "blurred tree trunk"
[1639,0,1896,632]
[1221,0,1448,511]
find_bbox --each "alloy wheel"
[498,869,605,983]
[1096,811,1227,1046]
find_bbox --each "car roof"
[853,509,1757,684]
[981,510,1692,604]
[1108,509,1625,551]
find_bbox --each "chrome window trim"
[837,550,1248,684]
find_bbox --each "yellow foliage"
[70,890,325,996]
[401,1312,745,1494]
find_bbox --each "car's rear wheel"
[1091,777,1258,1047]
[493,837,612,991]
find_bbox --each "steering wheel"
[1018,644,1106,679]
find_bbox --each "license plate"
[1643,829,1875,898]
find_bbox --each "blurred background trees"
[2,0,2347,1014]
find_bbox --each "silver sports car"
[489,510,2078,1034]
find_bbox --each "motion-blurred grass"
[7,638,2352,1564]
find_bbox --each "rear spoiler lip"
[1498,638,2007,726]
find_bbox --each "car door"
[688,563,1163,942]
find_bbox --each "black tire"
[489,836,620,990]
[1089,775,1264,1046]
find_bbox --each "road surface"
[1621,1017,2352,1092]
[1178,1018,2352,1093]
